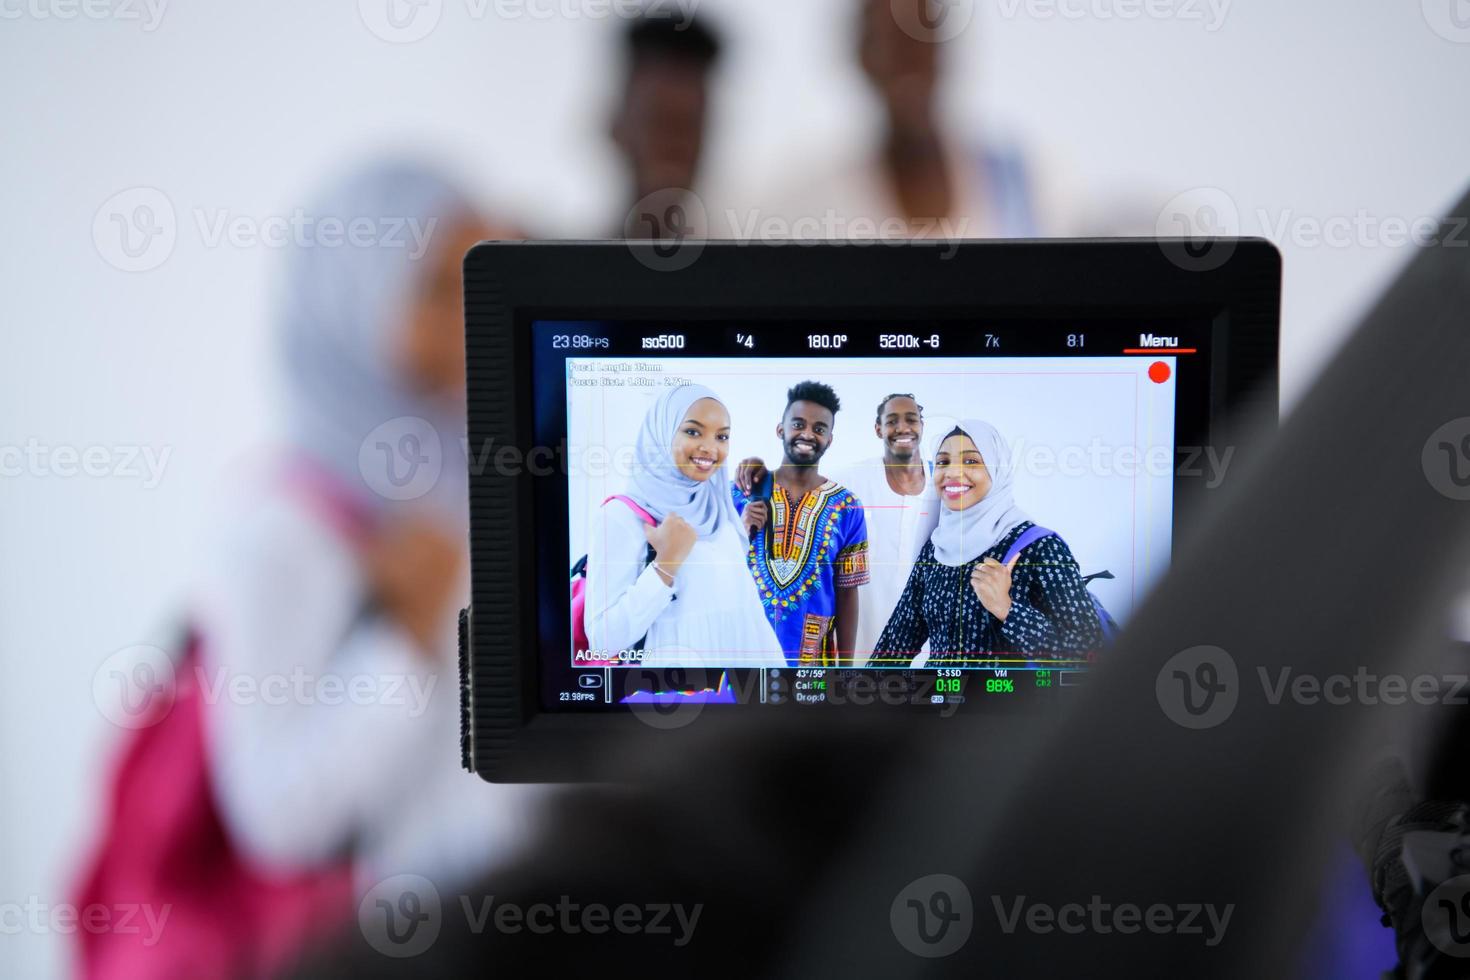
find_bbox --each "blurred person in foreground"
[611,10,724,240]
[200,162,546,888]
[292,714,921,978]
[753,0,1076,240]
[75,162,546,980]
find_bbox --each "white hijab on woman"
[626,383,742,538]
[929,418,1030,566]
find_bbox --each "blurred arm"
[194,497,438,873]
[583,502,673,655]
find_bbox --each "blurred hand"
[742,500,769,537]
[644,514,697,583]
[734,457,769,495]
[362,517,464,657]
[970,555,1018,622]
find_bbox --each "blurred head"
[671,396,731,482]
[611,13,722,204]
[277,162,508,517]
[779,381,840,469]
[875,393,924,462]
[398,217,495,401]
[858,0,943,113]
[933,428,992,511]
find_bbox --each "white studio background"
[566,355,1177,625]
[5,0,1470,975]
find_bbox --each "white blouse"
[194,488,548,891]
[837,459,939,664]
[583,501,784,669]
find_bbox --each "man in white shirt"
[837,393,939,664]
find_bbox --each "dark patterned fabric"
[870,521,1102,666]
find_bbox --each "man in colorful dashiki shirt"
[732,381,870,666]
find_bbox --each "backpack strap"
[1002,524,1056,565]
[281,456,375,544]
[603,494,657,526]
[603,495,658,569]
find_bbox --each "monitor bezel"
[462,239,1281,782]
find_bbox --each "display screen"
[531,319,1211,714]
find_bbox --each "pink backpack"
[71,461,370,980]
[570,495,657,666]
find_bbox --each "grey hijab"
[929,418,1029,566]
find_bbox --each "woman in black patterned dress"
[870,419,1102,665]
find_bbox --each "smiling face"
[876,395,923,462]
[933,432,993,511]
[671,397,731,482]
[779,399,835,468]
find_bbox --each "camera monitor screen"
[462,240,1279,780]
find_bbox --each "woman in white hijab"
[584,383,784,669]
[193,162,545,893]
[870,419,1103,664]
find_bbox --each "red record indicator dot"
[1148,361,1172,384]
